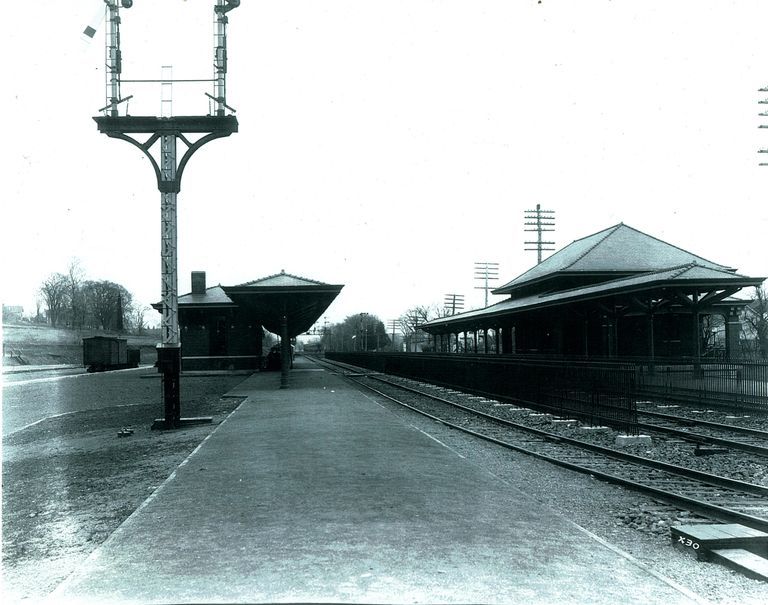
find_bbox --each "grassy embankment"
[2,323,160,367]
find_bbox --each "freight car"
[82,336,140,372]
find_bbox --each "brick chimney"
[191,271,206,295]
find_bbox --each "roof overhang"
[423,271,764,333]
[223,284,343,337]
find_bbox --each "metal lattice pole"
[91,1,240,428]
[158,134,181,425]
[105,1,122,116]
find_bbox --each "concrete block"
[615,434,652,447]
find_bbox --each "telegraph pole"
[524,204,555,264]
[443,293,465,316]
[387,319,398,351]
[760,84,768,165]
[359,312,368,351]
[473,262,499,308]
[408,313,421,352]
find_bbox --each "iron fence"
[634,359,768,412]
[328,352,638,434]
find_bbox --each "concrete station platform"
[52,358,705,604]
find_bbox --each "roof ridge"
[672,261,752,279]
[531,263,686,298]
[236,270,327,287]
[619,224,733,270]
[670,263,696,279]
[563,223,622,270]
[493,223,622,291]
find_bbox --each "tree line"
[315,304,459,353]
[37,260,149,333]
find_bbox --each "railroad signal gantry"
[87,0,241,429]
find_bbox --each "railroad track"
[636,408,768,458]
[312,356,768,533]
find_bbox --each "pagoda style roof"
[158,270,343,337]
[422,223,763,334]
[424,263,759,331]
[494,223,734,298]
[235,270,332,290]
[224,270,344,337]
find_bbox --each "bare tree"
[34,297,44,324]
[66,259,85,328]
[399,304,438,352]
[39,273,69,328]
[131,305,149,335]
[744,284,768,360]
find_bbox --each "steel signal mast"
[91,0,240,429]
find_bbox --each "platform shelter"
[159,270,343,372]
[422,224,763,362]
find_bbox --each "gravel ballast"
[365,385,768,605]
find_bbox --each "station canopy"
[421,223,764,335]
[219,271,343,338]
[164,270,343,338]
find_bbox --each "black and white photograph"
[3,1,768,603]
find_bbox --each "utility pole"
[387,319,398,351]
[443,293,465,316]
[524,204,555,264]
[408,314,420,352]
[473,262,499,308]
[358,313,368,351]
[759,84,768,165]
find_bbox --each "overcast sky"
[3,1,768,329]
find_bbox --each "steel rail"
[368,373,768,498]
[310,357,768,532]
[638,409,768,438]
[635,418,768,458]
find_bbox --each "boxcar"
[82,336,140,372]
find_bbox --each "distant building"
[2,305,24,323]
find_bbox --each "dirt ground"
[1,374,247,602]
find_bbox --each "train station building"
[157,270,343,371]
[421,223,763,362]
